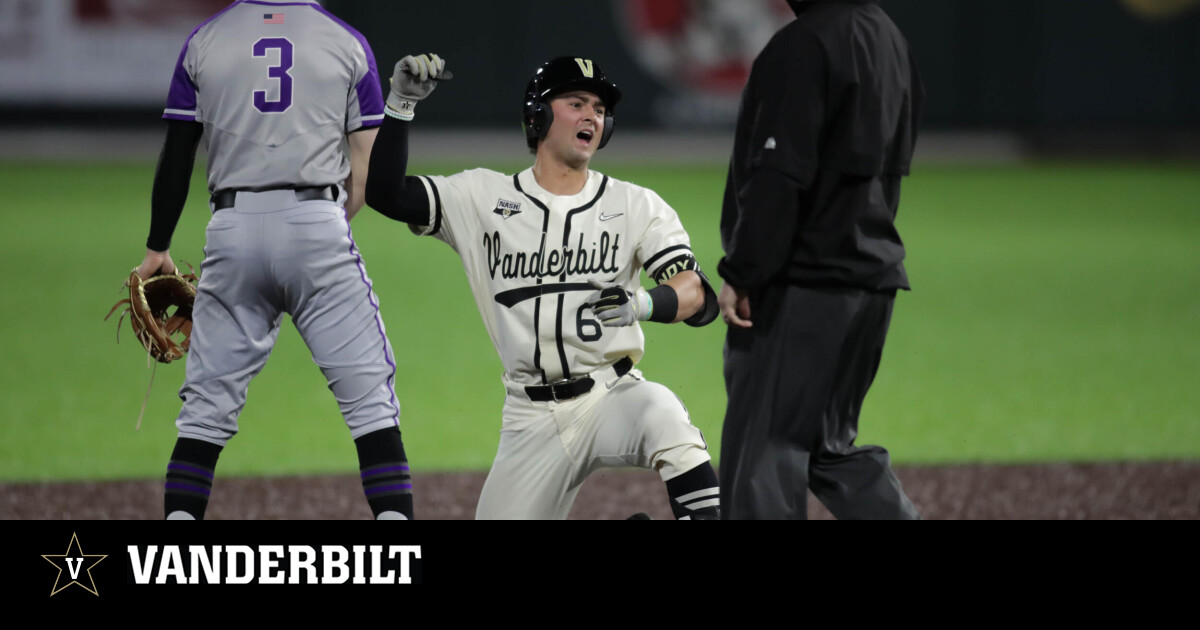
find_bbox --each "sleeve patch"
[652,254,698,285]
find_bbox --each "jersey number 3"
[253,38,294,113]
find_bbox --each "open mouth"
[576,129,595,143]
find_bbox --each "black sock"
[164,437,223,520]
[355,427,414,520]
[666,462,721,520]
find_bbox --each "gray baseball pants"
[175,189,400,445]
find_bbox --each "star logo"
[42,533,107,596]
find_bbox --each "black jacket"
[718,0,924,292]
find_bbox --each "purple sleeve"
[162,3,240,122]
[314,4,384,129]
[162,38,198,121]
[355,36,385,128]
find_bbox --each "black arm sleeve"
[683,267,719,327]
[146,119,203,252]
[717,168,803,290]
[718,28,823,290]
[364,116,432,224]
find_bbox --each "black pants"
[720,284,919,520]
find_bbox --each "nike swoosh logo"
[599,213,623,221]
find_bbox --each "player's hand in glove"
[136,248,177,281]
[587,279,652,327]
[107,257,199,364]
[387,53,451,121]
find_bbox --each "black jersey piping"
[513,173,552,384]
[494,282,595,308]
[555,175,609,379]
[642,244,693,273]
[420,175,443,236]
[512,171,611,381]
[560,174,610,279]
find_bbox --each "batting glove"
[386,53,449,121]
[587,279,652,327]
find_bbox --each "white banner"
[0,0,237,105]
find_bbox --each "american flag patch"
[264,13,284,24]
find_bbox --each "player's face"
[542,91,607,168]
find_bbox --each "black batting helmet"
[522,56,622,150]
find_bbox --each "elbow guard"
[647,249,719,327]
[683,268,719,327]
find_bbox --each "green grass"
[1,159,1197,481]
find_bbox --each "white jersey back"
[162,0,384,193]
[412,167,703,386]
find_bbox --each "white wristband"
[384,104,414,122]
[634,287,653,322]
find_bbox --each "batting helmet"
[522,56,622,150]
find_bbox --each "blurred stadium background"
[1,0,1197,504]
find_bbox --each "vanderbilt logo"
[574,58,594,77]
[485,230,620,280]
[493,199,523,219]
[42,533,107,596]
[126,544,421,584]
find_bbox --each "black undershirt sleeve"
[146,119,203,252]
[717,28,823,290]
[717,168,803,290]
[364,116,431,224]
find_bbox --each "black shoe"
[626,512,652,520]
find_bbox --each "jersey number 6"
[576,304,602,342]
[253,37,294,113]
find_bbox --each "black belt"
[211,185,337,211]
[525,357,634,402]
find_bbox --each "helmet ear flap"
[598,112,615,149]
[523,99,553,150]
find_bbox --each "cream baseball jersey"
[411,167,702,386]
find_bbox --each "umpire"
[717,0,924,520]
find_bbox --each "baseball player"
[135,0,414,520]
[365,55,722,519]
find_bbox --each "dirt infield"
[3,461,1197,520]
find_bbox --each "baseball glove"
[105,265,198,364]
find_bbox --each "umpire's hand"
[718,282,752,328]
